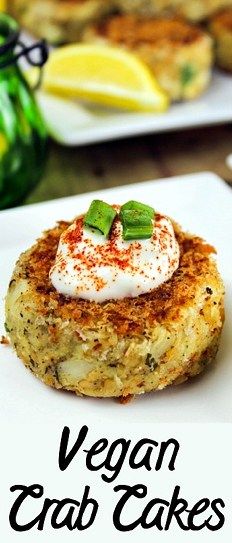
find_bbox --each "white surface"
[1,423,232,542]
[0,172,231,423]
[36,71,232,146]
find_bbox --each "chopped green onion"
[123,225,153,241]
[84,200,116,237]
[181,63,196,87]
[120,209,152,227]
[121,208,153,240]
[121,200,155,219]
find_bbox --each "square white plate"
[36,71,232,146]
[0,172,231,424]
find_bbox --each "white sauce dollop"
[50,213,179,303]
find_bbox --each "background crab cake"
[84,15,213,101]
[176,0,232,21]
[209,8,232,71]
[115,1,232,22]
[10,0,114,43]
[5,220,224,399]
[114,0,176,17]
[10,0,232,43]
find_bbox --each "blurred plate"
[36,70,232,146]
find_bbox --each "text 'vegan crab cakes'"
[10,0,114,43]
[209,8,232,71]
[5,214,224,400]
[115,0,232,22]
[84,15,213,101]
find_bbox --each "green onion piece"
[121,209,154,240]
[123,225,153,241]
[84,200,116,236]
[120,209,152,227]
[121,200,155,219]
[181,63,196,87]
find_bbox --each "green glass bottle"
[0,13,47,209]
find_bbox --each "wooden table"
[25,123,232,205]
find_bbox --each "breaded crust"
[84,15,213,101]
[115,0,232,22]
[209,8,232,71]
[5,219,224,399]
[10,0,114,43]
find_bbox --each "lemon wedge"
[42,44,169,113]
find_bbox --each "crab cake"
[209,8,232,71]
[115,1,232,22]
[176,0,232,22]
[5,217,224,399]
[113,1,175,17]
[10,0,114,43]
[84,15,213,101]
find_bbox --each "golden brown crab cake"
[83,14,213,101]
[5,218,224,399]
[10,0,114,43]
[176,0,232,22]
[113,0,175,17]
[209,8,232,71]
[115,1,232,22]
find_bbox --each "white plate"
[36,71,232,146]
[0,172,231,424]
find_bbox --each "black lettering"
[141,499,169,530]
[59,425,88,471]
[10,484,98,532]
[129,439,158,471]
[187,499,210,531]
[9,484,44,532]
[102,439,131,483]
[74,486,98,530]
[205,499,225,531]
[85,439,108,472]
[165,485,189,531]
[156,439,179,472]
[50,486,98,531]
[37,498,59,530]
[50,499,80,530]
[113,484,146,532]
